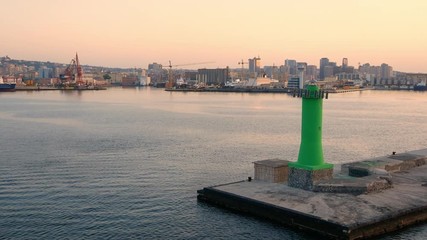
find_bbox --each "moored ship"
[0,77,16,92]
[414,80,426,91]
[0,83,16,92]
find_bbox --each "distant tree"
[103,74,111,81]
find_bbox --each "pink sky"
[1,0,426,72]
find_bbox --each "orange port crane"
[165,60,215,89]
[60,53,83,85]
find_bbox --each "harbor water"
[0,88,426,239]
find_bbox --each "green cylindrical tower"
[289,83,333,170]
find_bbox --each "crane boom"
[75,53,83,84]
[168,61,215,68]
[238,59,248,81]
[165,61,215,89]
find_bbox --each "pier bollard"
[288,82,333,190]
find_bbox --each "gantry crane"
[165,61,215,89]
[60,53,83,85]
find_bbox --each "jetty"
[165,87,368,94]
[197,150,427,239]
[197,82,427,239]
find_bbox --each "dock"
[165,87,369,94]
[14,86,107,91]
[197,149,427,239]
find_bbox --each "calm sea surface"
[0,88,426,239]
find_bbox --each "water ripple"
[0,89,426,239]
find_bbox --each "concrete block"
[253,159,290,183]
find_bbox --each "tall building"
[319,58,329,80]
[147,62,164,84]
[342,58,348,69]
[285,59,297,75]
[361,65,381,85]
[248,57,261,74]
[263,65,278,79]
[359,63,370,74]
[148,62,162,71]
[380,63,392,81]
[306,65,317,80]
[324,65,334,79]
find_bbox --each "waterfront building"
[139,76,151,86]
[245,76,279,87]
[122,74,138,86]
[336,73,360,81]
[184,71,198,82]
[82,73,96,85]
[196,68,229,86]
[406,73,427,86]
[287,77,300,89]
[110,72,124,85]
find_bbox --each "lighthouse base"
[288,166,333,190]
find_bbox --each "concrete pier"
[197,149,427,239]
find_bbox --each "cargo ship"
[0,83,16,92]
[0,77,16,92]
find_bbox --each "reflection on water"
[0,111,85,128]
[0,88,425,239]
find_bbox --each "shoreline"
[14,86,107,91]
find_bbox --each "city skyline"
[1,0,427,72]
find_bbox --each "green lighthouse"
[288,82,333,190]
